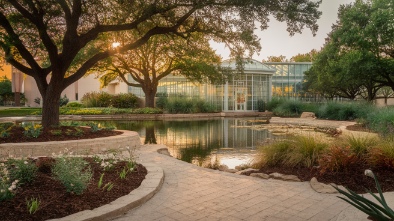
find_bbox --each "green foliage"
[26,198,40,214]
[334,171,394,221]
[164,97,217,114]
[317,102,373,121]
[81,92,112,107]
[65,102,83,108]
[50,129,62,136]
[270,99,318,117]
[98,173,104,188]
[52,157,92,195]
[266,97,286,111]
[0,122,12,138]
[365,107,394,136]
[256,99,265,112]
[132,107,163,114]
[80,92,138,108]
[155,93,168,109]
[110,93,138,108]
[272,100,304,117]
[8,159,38,184]
[344,135,377,157]
[59,94,69,107]
[254,135,328,168]
[119,167,128,179]
[23,123,43,138]
[0,108,42,117]
[0,122,14,131]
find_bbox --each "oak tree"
[98,33,223,108]
[0,0,322,127]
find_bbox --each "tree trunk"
[14,92,20,106]
[144,126,157,144]
[41,89,62,129]
[144,86,157,108]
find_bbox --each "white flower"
[24,161,28,165]
[364,169,374,178]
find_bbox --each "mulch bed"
[255,163,394,193]
[0,126,123,144]
[0,157,147,221]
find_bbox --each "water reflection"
[94,118,273,168]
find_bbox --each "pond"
[93,118,275,169]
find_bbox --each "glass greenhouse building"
[128,60,312,111]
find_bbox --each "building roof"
[221,59,276,74]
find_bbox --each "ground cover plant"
[0,108,42,117]
[253,133,394,193]
[159,96,218,114]
[0,149,147,221]
[0,122,121,144]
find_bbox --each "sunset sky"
[211,0,355,61]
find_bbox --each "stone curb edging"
[0,130,141,158]
[48,163,164,221]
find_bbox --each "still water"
[95,118,274,169]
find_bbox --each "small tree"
[98,33,224,108]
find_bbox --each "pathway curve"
[111,118,390,221]
[113,144,351,221]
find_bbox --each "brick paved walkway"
[113,144,355,221]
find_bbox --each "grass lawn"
[0,108,41,117]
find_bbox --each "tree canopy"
[98,33,223,107]
[304,0,393,101]
[0,0,322,127]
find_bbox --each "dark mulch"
[0,157,147,221]
[255,163,394,193]
[0,126,123,144]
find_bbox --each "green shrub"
[257,99,265,112]
[8,159,38,184]
[155,93,168,109]
[266,97,286,111]
[110,93,138,108]
[132,107,163,114]
[52,157,92,195]
[365,107,394,136]
[81,92,112,107]
[272,100,304,117]
[66,102,83,108]
[317,102,373,121]
[163,97,216,114]
[59,94,69,107]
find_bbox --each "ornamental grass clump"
[253,135,328,168]
[52,157,92,195]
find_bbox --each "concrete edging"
[0,130,141,158]
[48,163,164,221]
